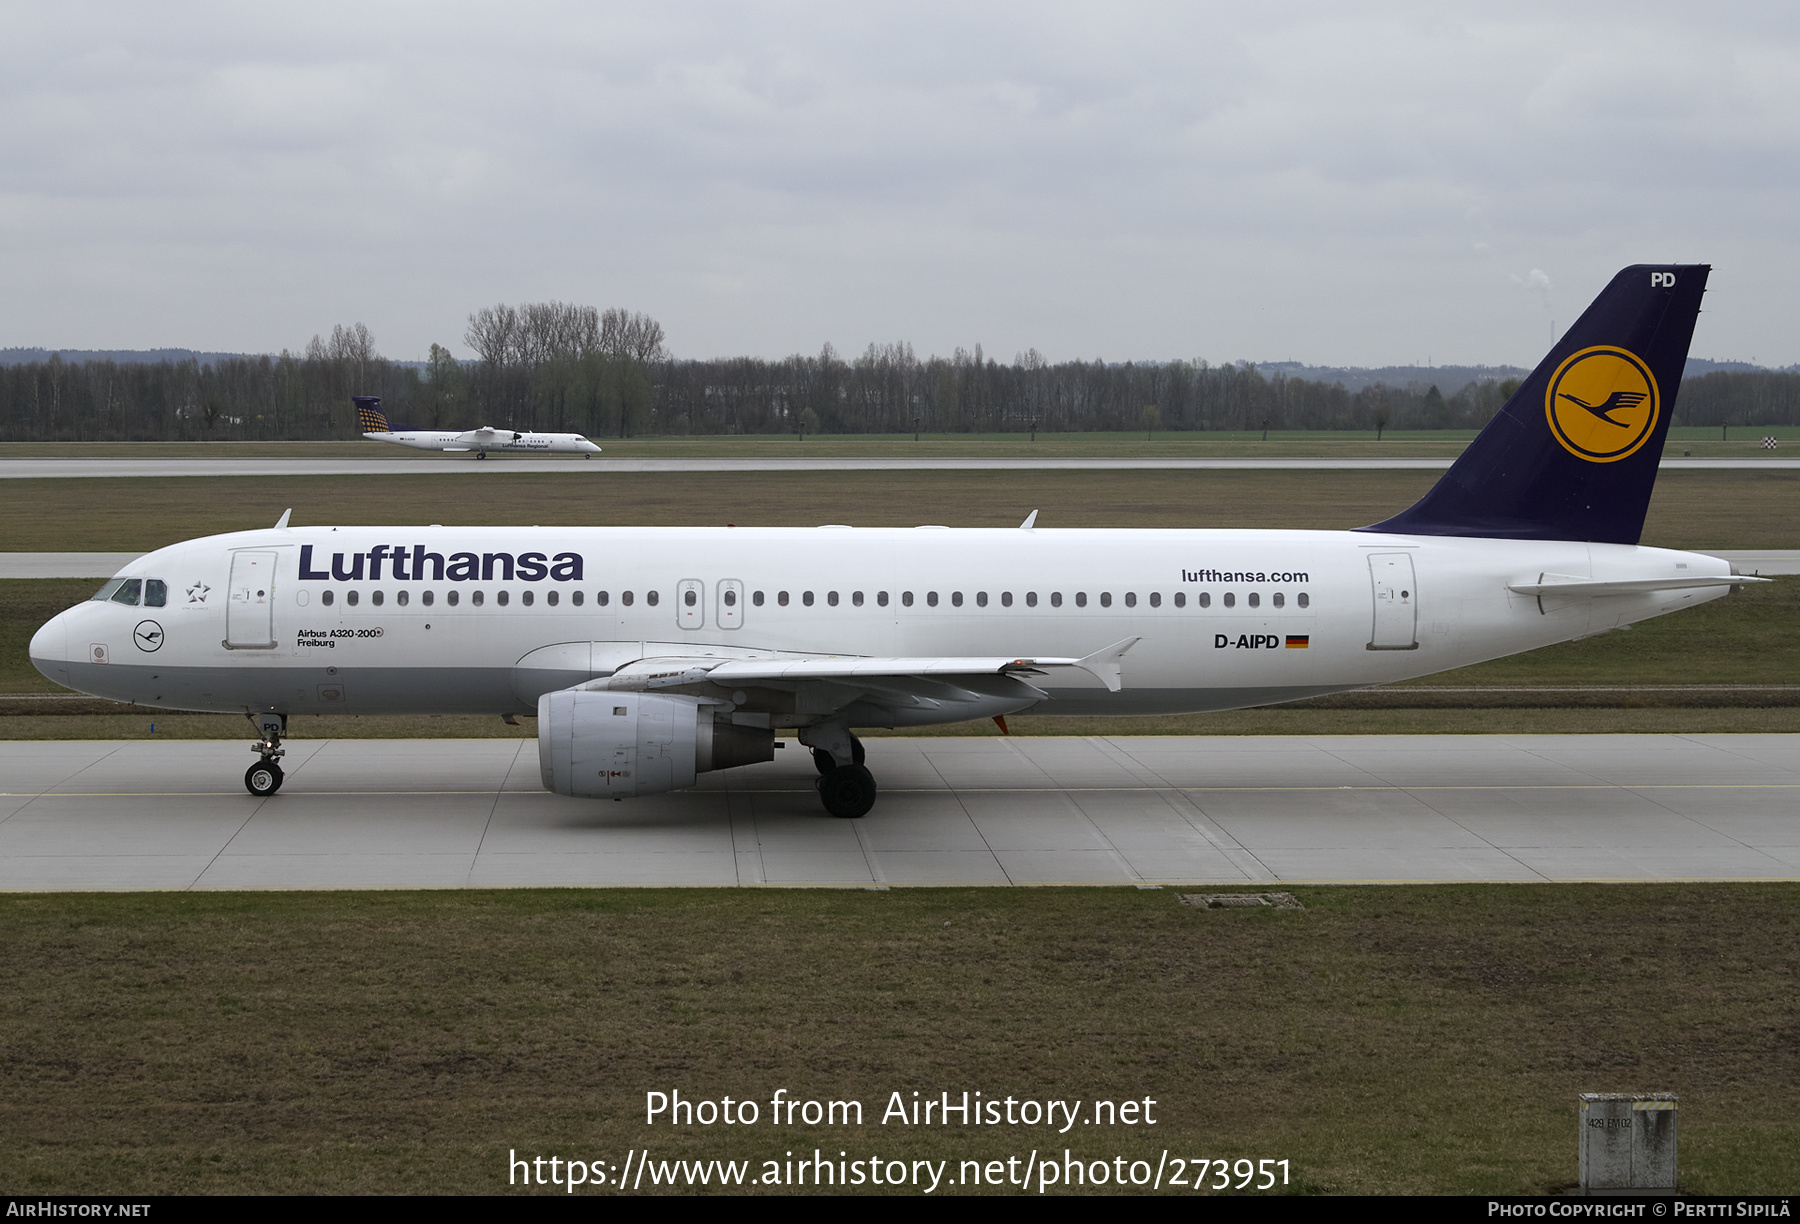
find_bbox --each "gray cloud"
[2,1,1796,366]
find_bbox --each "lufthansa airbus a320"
[32,266,1747,818]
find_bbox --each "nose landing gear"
[244,711,287,796]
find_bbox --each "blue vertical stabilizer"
[1360,265,1709,544]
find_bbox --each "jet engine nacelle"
[536,689,774,798]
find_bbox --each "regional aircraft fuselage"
[31,524,1732,721]
[362,428,603,457]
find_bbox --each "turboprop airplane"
[355,396,603,458]
[31,265,1751,818]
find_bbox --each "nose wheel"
[245,761,284,796]
[244,711,288,796]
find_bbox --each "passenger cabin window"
[1100,593,1112,608]
[877,591,889,607]
[347,590,360,607]
[1223,593,1235,608]
[975,592,987,608]
[753,591,765,606]
[724,589,738,607]
[1075,593,1086,607]
[1272,592,1283,608]
[621,591,633,606]
[545,591,555,606]
[372,590,384,607]
[852,591,864,607]
[684,589,697,606]
[1248,593,1259,609]
[828,591,839,607]
[471,591,483,607]
[927,592,939,607]
[423,591,434,606]
[1174,592,1185,608]
[1124,592,1136,608]
[951,592,963,607]
[521,590,533,607]
[598,591,609,606]
[447,591,458,606]
[646,590,659,607]
[1199,592,1210,608]
[571,591,582,606]
[902,592,914,607]
[778,591,790,606]
[1298,592,1310,608]
[323,590,335,606]
[1001,592,1012,607]
[1051,592,1062,607]
[803,591,815,607]
[398,590,410,607]
[1148,592,1160,607]
[1026,592,1037,607]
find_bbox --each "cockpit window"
[91,579,126,602]
[144,579,168,607]
[108,579,142,606]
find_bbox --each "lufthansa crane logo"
[1545,346,1660,463]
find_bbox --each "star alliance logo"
[187,581,211,603]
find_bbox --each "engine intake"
[537,689,774,798]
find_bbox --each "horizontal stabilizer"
[1509,574,1765,596]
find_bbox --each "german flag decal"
[1285,635,1310,649]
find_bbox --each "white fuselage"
[30,525,1734,722]
[363,429,603,456]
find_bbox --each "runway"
[3,733,1796,890]
[3,456,1799,479]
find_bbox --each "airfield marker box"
[1578,1093,1677,1192]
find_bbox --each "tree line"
[3,307,1798,441]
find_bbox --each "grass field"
[1,885,1793,1195]
[7,466,1800,552]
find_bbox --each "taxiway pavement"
[2,734,1796,890]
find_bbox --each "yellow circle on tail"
[1544,346,1659,463]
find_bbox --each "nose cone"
[583,439,603,454]
[29,610,71,686]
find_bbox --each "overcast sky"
[3,2,1796,367]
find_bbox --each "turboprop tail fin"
[1360,265,1710,545]
[353,396,392,434]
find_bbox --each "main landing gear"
[245,711,287,797]
[801,727,876,819]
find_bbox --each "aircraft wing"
[590,637,1140,695]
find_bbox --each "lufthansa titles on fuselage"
[297,544,584,584]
